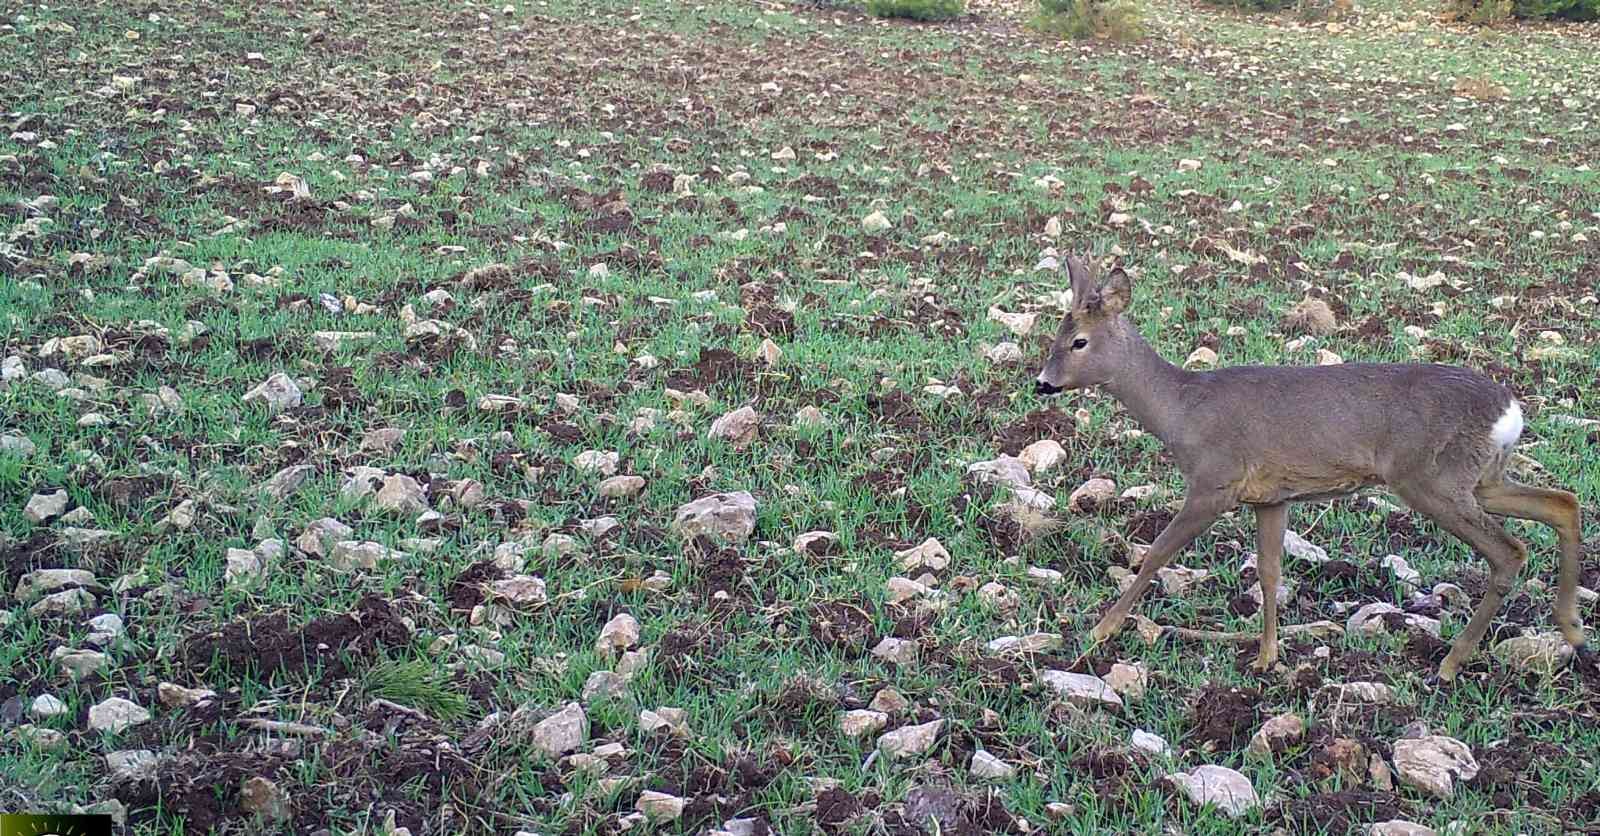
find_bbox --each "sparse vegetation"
[2,0,1598,832]
[867,0,966,20]
[1033,0,1145,39]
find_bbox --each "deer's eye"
[1071,337,1088,350]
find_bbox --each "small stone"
[967,455,1031,489]
[871,636,917,665]
[489,575,547,606]
[89,697,152,734]
[327,540,404,571]
[639,706,690,736]
[1381,554,1422,587]
[1283,530,1329,562]
[311,330,375,352]
[1184,346,1218,368]
[1104,662,1148,701]
[672,492,758,543]
[1068,478,1117,512]
[596,613,641,657]
[1284,297,1338,336]
[1027,566,1064,586]
[985,632,1061,655]
[225,547,264,585]
[241,372,302,414]
[1164,765,1260,818]
[530,703,589,757]
[793,530,838,555]
[969,750,1015,780]
[259,464,314,501]
[296,518,353,557]
[240,775,292,822]
[1369,822,1437,836]
[23,489,69,523]
[1393,735,1478,799]
[708,405,760,447]
[598,475,646,498]
[582,671,629,702]
[869,687,909,714]
[16,724,67,750]
[30,587,96,617]
[14,568,99,603]
[361,427,406,453]
[793,405,827,428]
[987,307,1037,337]
[986,342,1024,364]
[0,432,37,456]
[877,719,944,760]
[861,210,892,232]
[158,683,217,708]
[886,576,933,605]
[1247,713,1306,759]
[1157,565,1210,595]
[1131,729,1171,756]
[1317,681,1398,707]
[30,694,69,719]
[1492,631,1573,674]
[1040,671,1123,710]
[573,450,619,476]
[106,749,160,782]
[374,474,428,514]
[895,537,950,571]
[1020,439,1068,473]
[637,790,686,823]
[839,709,888,739]
[53,647,109,680]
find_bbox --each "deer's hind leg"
[1476,479,1587,653]
[1394,485,1527,682]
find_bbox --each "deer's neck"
[1102,325,1192,448]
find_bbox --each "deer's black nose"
[1035,379,1062,396]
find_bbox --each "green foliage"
[360,659,470,721]
[866,0,964,20]
[1033,0,1144,39]
[1450,0,1597,20]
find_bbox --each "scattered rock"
[1380,554,1422,588]
[1392,736,1478,799]
[598,475,646,499]
[572,450,619,476]
[708,405,760,447]
[1347,602,1440,638]
[877,719,944,760]
[14,568,100,603]
[296,518,354,557]
[374,474,428,514]
[23,489,69,523]
[1104,662,1149,701]
[985,632,1060,655]
[30,587,96,617]
[530,703,589,758]
[869,687,909,714]
[582,671,628,702]
[53,647,109,680]
[1369,821,1436,836]
[1019,439,1068,474]
[240,775,292,822]
[88,697,152,734]
[672,492,758,543]
[1283,530,1329,562]
[1040,671,1123,710]
[970,749,1016,780]
[327,540,404,571]
[861,210,892,232]
[489,575,548,606]
[30,694,69,719]
[986,342,1024,364]
[361,427,406,453]
[895,537,950,571]
[793,405,827,428]
[1184,346,1218,369]
[886,576,933,605]
[241,372,302,414]
[596,613,641,657]
[639,706,690,736]
[637,790,686,823]
[0,432,37,456]
[839,709,888,739]
[987,307,1037,336]
[1164,765,1260,817]
[158,683,217,708]
[259,464,314,501]
[967,455,1031,489]
[793,530,838,555]
[1131,729,1171,756]
[105,749,161,782]
[1068,478,1117,512]
[871,637,917,665]
[1247,713,1306,759]
[1492,631,1573,674]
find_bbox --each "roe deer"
[1033,254,1588,682]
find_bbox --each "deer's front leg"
[1252,503,1288,672]
[1090,490,1231,643]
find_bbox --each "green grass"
[2,0,1598,833]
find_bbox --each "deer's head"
[1035,255,1133,395]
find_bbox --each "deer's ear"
[1065,255,1096,310]
[1099,267,1132,315]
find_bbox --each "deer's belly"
[1231,463,1379,505]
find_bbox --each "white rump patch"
[1490,400,1523,450]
